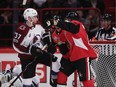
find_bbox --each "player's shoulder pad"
[17,23,27,31]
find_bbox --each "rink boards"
[0,48,75,87]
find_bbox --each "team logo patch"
[19,25,26,30]
[53,36,58,41]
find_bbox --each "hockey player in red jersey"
[51,22,73,87]
[52,12,97,87]
[13,8,59,87]
[44,16,72,87]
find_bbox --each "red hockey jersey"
[66,20,97,61]
[52,29,70,58]
[53,20,97,61]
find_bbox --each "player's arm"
[42,32,56,54]
[13,24,31,54]
[55,21,80,34]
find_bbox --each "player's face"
[32,16,39,24]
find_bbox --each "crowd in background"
[0,0,115,47]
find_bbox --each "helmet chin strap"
[30,17,34,27]
[30,21,34,27]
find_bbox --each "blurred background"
[0,0,115,47]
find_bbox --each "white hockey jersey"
[13,23,45,59]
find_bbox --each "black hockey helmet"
[65,11,79,20]
[53,15,61,21]
[43,19,52,29]
[101,13,112,21]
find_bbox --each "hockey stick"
[47,31,55,86]
[9,45,48,87]
[9,58,36,87]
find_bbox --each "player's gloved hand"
[30,43,43,57]
[40,50,57,62]
[58,43,69,55]
[52,55,58,62]
[47,44,56,54]
[42,32,51,46]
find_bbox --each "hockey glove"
[58,43,69,55]
[30,43,57,62]
[30,43,43,57]
[42,32,51,46]
[52,55,58,62]
[47,44,56,54]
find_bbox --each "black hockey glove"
[47,44,56,54]
[30,43,43,57]
[42,32,51,46]
[30,43,57,62]
[58,43,69,55]
[52,55,58,62]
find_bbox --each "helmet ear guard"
[23,8,38,21]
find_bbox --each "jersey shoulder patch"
[19,25,26,30]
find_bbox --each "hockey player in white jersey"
[12,8,60,87]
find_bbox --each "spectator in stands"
[103,0,115,8]
[75,0,105,14]
[41,0,71,8]
[0,1,7,8]
[92,13,116,41]
[0,10,12,24]
[84,10,99,40]
[33,0,46,8]
[41,0,56,8]
[18,0,39,8]
[89,0,105,14]
[76,10,86,24]
[41,0,72,21]
[0,0,13,8]
[69,0,77,8]
[0,9,13,40]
